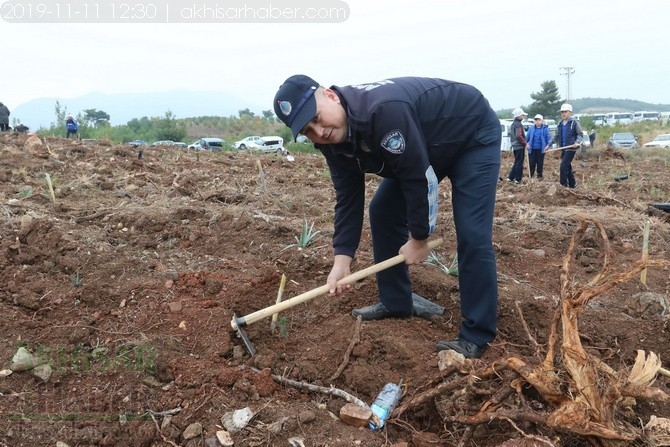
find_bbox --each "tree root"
[392,217,670,446]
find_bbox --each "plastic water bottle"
[369,382,403,430]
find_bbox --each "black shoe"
[351,303,412,321]
[436,338,486,359]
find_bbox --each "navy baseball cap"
[273,75,319,140]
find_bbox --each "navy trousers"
[368,117,501,347]
[507,148,525,182]
[528,150,545,178]
[560,149,577,187]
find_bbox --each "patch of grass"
[424,251,458,277]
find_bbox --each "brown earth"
[0,132,669,447]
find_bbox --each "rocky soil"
[0,132,669,447]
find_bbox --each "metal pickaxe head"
[231,314,256,356]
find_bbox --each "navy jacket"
[554,117,583,149]
[314,77,498,257]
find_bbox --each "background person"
[0,102,10,131]
[15,122,29,133]
[525,114,552,179]
[553,104,583,189]
[506,108,527,184]
[65,115,79,139]
[589,129,596,148]
[273,74,501,359]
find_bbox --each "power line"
[559,67,575,102]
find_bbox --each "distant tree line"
[38,103,291,145]
[39,89,669,145]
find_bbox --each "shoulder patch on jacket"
[380,130,405,154]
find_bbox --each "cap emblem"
[278,101,292,116]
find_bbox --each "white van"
[632,111,660,122]
[591,114,607,126]
[500,119,513,152]
[253,136,284,153]
[605,112,632,126]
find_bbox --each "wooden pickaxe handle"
[544,144,579,153]
[231,237,444,330]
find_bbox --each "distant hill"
[498,98,670,116]
[10,91,267,130]
[570,98,670,114]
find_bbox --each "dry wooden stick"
[641,220,650,285]
[247,366,370,409]
[393,368,471,418]
[514,300,542,360]
[328,316,362,382]
[270,274,287,332]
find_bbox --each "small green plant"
[278,316,288,338]
[280,218,321,251]
[71,271,81,287]
[294,218,321,248]
[18,186,33,198]
[424,251,458,277]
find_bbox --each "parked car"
[252,136,284,154]
[232,136,263,150]
[127,139,148,148]
[188,138,226,151]
[173,142,187,149]
[642,134,670,149]
[151,140,175,147]
[607,133,637,150]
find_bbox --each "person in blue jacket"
[553,104,583,188]
[525,114,552,179]
[273,75,501,358]
[66,115,79,139]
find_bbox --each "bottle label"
[369,383,403,430]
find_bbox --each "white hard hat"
[534,114,543,120]
[560,103,573,112]
[512,108,527,118]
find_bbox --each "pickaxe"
[231,237,444,355]
[544,144,579,153]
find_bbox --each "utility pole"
[559,66,575,102]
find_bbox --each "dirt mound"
[0,133,669,446]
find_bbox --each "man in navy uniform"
[554,103,583,188]
[273,75,500,358]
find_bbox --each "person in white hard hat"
[505,107,527,184]
[553,104,583,188]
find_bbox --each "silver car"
[607,133,637,149]
[187,137,226,151]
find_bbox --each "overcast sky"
[1,0,668,114]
